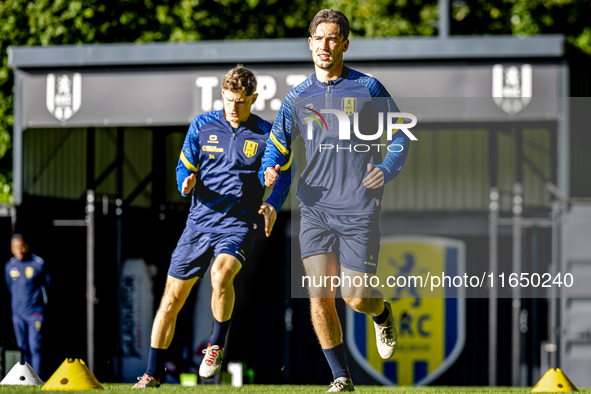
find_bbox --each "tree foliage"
[0,0,589,203]
[0,0,322,204]
[451,0,591,53]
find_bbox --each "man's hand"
[258,202,277,237]
[264,164,281,187]
[182,173,197,195]
[362,163,384,189]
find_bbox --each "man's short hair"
[222,66,257,96]
[309,9,350,41]
[12,233,24,241]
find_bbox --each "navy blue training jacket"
[177,110,296,233]
[259,67,410,215]
[5,254,49,316]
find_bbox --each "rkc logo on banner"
[46,73,82,122]
[346,236,466,386]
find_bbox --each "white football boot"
[326,377,355,392]
[199,344,224,378]
[132,373,161,388]
[374,301,398,359]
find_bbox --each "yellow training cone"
[42,359,103,391]
[532,368,578,392]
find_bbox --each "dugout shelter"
[6,34,591,386]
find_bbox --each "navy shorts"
[299,206,381,274]
[168,227,256,280]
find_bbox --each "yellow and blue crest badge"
[346,236,466,386]
[243,140,258,158]
[26,266,35,279]
[341,97,357,116]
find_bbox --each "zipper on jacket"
[326,81,333,127]
[229,130,237,163]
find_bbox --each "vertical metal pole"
[115,128,124,380]
[512,129,523,386]
[488,129,499,386]
[489,186,499,386]
[556,61,569,370]
[13,70,23,206]
[512,181,523,387]
[531,228,539,383]
[86,190,95,372]
[549,201,559,368]
[87,128,95,191]
[438,0,450,39]
[557,61,570,200]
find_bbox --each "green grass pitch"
[0,384,588,393]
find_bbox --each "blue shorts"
[299,206,381,274]
[168,227,256,280]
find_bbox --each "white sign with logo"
[492,64,532,115]
[46,73,82,121]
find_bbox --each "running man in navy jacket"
[134,67,296,388]
[5,234,49,376]
[261,10,411,392]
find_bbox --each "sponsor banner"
[18,64,559,128]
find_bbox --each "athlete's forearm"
[378,130,410,184]
[266,155,298,210]
[259,141,289,187]
[176,160,197,197]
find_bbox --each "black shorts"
[299,206,381,274]
[168,227,256,280]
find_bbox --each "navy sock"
[322,344,350,380]
[146,347,166,379]
[372,301,390,325]
[209,318,231,347]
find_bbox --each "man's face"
[308,22,349,71]
[222,89,258,125]
[11,238,28,261]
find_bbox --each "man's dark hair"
[309,9,350,41]
[222,66,257,96]
[12,233,25,242]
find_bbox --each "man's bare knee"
[343,297,367,312]
[211,268,236,291]
[157,276,197,317]
[157,293,183,317]
[211,256,241,292]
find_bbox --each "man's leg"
[340,266,397,360]
[209,253,242,344]
[303,252,353,390]
[136,275,197,387]
[199,253,242,378]
[336,211,398,360]
[27,314,44,376]
[303,252,340,348]
[151,275,199,348]
[340,265,385,315]
[12,315,29,364]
